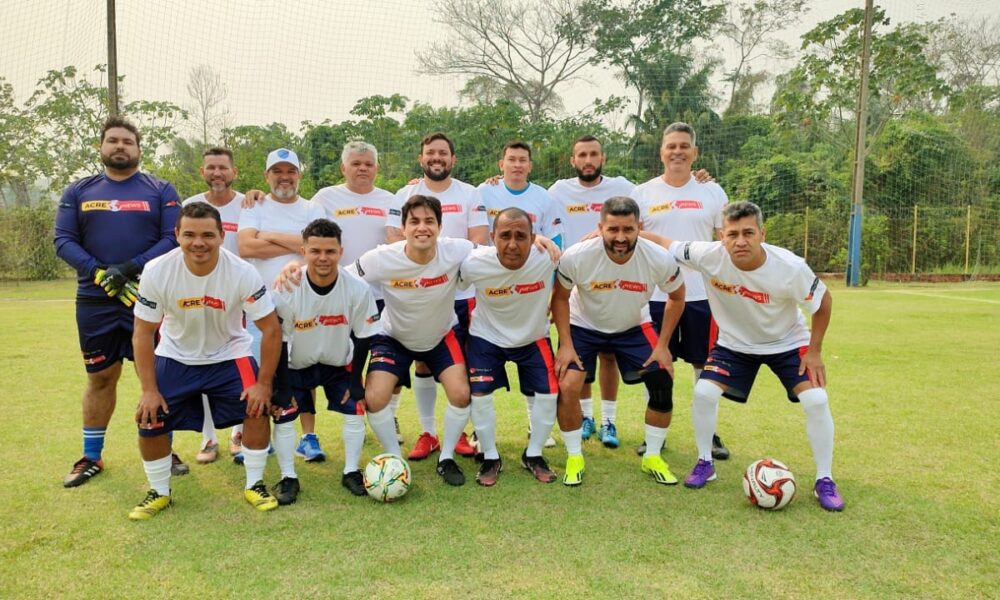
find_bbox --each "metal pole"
[804,206,810,262]
[911,205,918,275]
[965,205,971,274]
[106,0,119,117]
[846,0,874,286]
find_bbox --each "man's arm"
[133,317,169,430]
[238,228,298,259]
[132,184,181,268]
[244,311,281,417]
[53,188,101,277]
[638,230,674,249]
[257,231,304,253]
[385,226,404,243]
[467,225,488,246]
[800,290,832,388]
[551,279,583,379]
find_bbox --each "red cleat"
[407,432,441,460]
[454,432,477,457]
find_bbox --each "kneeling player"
[130,202,286,519]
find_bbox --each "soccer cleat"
[711,434,730,461]
[408,432,441,460]
[436,458,466,486]
[599,422,620,448]
[520,450,557,483]
[581,417,597,441]
[641,454,679,485]
[128,489,171,521]
[454,432,477,457]
[295,433,327,463]
[476,457,503,487]
[563,455,585,486]
[544,434,557,448]
[196,440,219,464]
[244,481,278,511]
[341,471,367,497]
[683,459,717,489]
[63,456,104,488]
[171,453,189,476]
[814,477,845,512]
[273,476,300,505]
[394,418,404,445]
[635,441,647,456]
[229,432,243,456]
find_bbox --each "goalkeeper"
[53,116,181,489]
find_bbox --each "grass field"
[0,280,997,599]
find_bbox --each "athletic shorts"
[289,363,363,417]
[138,356,258,437]
[453,298,476,347]
[566,323,665,384]
[76,299,135,373]
[700,345,811,403]
[649,299,714,365]
[367,328,465,388]
[466,335,558,396]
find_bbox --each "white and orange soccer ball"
[363,453,411,503]
[742,458,797,510]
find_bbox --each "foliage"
[0,204,66,280]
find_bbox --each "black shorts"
[649,299,714,366]
[76,298,134,373]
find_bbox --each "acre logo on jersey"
[178,295,227,310]
[441,204,462,213]
[81,199,151,212]
[295,314,348,329]
[389,274,449,289]
[710,278,770,304]
[588,279,648,293]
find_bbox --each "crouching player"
[272,219,381,498]
[129,202,286,519]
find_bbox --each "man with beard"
[55,116,181,488]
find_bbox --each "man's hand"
[274,261,304,292]
[799,348,826,388]
[242,382,273,418]
[554,344,583,380]
[94,261,139,297]
[482,175,501,186]
[532,235,561,262]
[692,169,714,184]
[342,382,366,405]
[118,279,140,307]
[135,390,169,430]
[643,346,674,379]
[242,189,266,208]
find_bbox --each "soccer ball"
[742,458,796,510]
[364,453,411,502]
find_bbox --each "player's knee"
[693,378,724,405]
[87,366,121,391]
[797,387,828,409]
[364,390,389,413]
[643,370,673,413]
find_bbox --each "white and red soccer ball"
[743,458,797,510]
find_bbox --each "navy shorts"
[76,299,135,373]
[567,323,665,384]
[289,363,363,417]
[466,335,558,396]
[138,356,258,437]
[453,298,476,346]
[649,299,714,366]
[700,345,811,403]
[368,328,465,388]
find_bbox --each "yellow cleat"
[641,454,679,485]
[244,481,278,511]
[563,455,585,486]
[128,490,171,520]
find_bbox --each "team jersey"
[54,172,180,299]
[237,195,326,287]
[477,181,563,242]
[548,176,636,247]
[353,238,473,351]
[134,247,275,365]
[273,267,381,369]
[633,176,728,302]
[312,185,393,265]
[670,241,826,354]
[183,192,245,256]
[458,246,555,347]
[557,237,683,334]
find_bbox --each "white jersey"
[557,237,683,334]
[670,241,826,354]
[183,192,246,256]
[477,181,563,242]
[237,195,325,287]
[633,176,728,302]
[458,246,556,348]
[354,238,474,351]
[548,176,636,247]
[273,267,381,369]
[134,247,275,365]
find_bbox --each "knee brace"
[797,387,829,410]
[643,370,673,413]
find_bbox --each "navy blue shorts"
[453,298,476,346]
[290,363,363,417]
[649,299,714,366]
[76,299,135,373]
[567,323,665,384]
[700,345,811,403]
[138,356,258,437]
[368,328,465,388]
[466,335,558,396]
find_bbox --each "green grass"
[1,279,998,598]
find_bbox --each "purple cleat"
[814,477,845,511]
[683,459,717,489]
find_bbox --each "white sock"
[439,403,470,462]
[527,393,557,457]
[243,446,268,489]
[692,379,723,461]
[388,393,401,417]
[143,454,172,496]
[601,400,617,425]
[201,395,217,443]
[471,394,499,460]
[580,397,594,419]
[413,375,438,435]
[342,414,365,474]
[643,424,667,458]
[367,407,402,456]
[231,423,243,442]
[272,421,298,479]
[525,395,534,429]
[799,388,835,480]
[562,428,583,456]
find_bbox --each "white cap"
[265,148,301,171]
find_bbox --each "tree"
[416,0,590,122]
[186,65,229,146]
[0,78,40,207]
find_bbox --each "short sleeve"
[656,256,684,295]
[354,248,380,284]
[238,204,262,232]
[386,188,407,228]
[134,274,164,324]
[668,240,716,271]
[468,188,489,229]
[271,291,295,339]
[555,254,577,290]
[240,267,275,321]
[350,283,381,339]
[793,263,826,314]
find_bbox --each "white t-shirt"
[237,195,326,287]
[134,247,275,365]
[477,181,564,242]
[557,237,683,334]
[670,241,826,354]
[183,192,246,256]
[633,176,728,302]
[548,176,636,247]
[273,267,381,369]
[458,246,555,348]
[353,238,474,351]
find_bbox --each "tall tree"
[186,65,230,146]
[0,78,40,207]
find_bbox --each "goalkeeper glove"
[94,261,140,297]
[118,279,140,308]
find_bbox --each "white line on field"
[876,290,1000,305]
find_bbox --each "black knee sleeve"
[644,370,673,413]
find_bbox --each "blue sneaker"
[295,433,327,462]
[581,417,597,441]
[599,422,619,448]
[232,444,274,465]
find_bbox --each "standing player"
[55,116,181,488]
[552,197,686,487]
[661,202,843,512]
[129,202,285,519]
[633,122,730,461]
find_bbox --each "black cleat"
[436,458,465,486]
[273,476,300,505]
[170,453,190,476]
[64,456,104,488]
[476,458,503,487]
[520,450,557,483]
[711,434,730,461]
[341,471,367,497]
